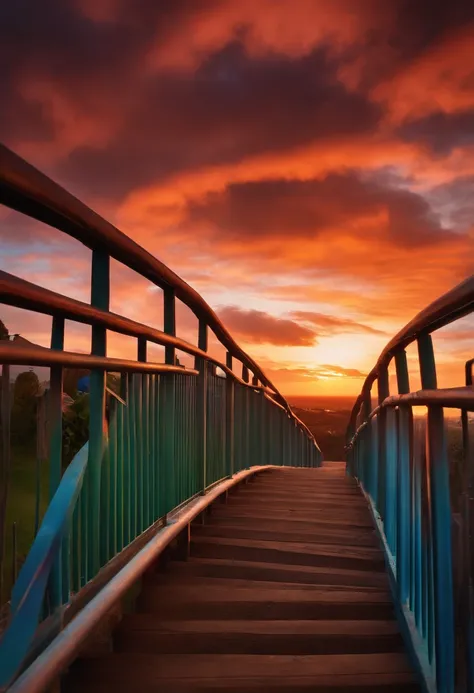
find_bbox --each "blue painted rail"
[0,144,321,690]
[346,275,474,693]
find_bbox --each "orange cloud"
[217,306,316,347]
[2,0,473,397]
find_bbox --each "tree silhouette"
[0,318,8,340]
[11,371,40,444]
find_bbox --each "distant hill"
[288,397,354,461]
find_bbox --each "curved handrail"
[0,443,89,690]
[346,385,474,448]
[348,275,474,435]
[0,341,199,375]
[0,270,318,442]
[0,144,287,407]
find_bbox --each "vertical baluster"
[412,417,423,629]
[418,333,454,693]
[49,316,65,607]
[225,354,234,478]
[89,249,109,579]
[163,289,176,513]
[149,374,156,523]
[128,372,137,541]
[362,393,375,501]
[0,360,11,605]
[116,378,125,551]
[395,350,411,606]
[244,384,249,471]
[107,397,117,561]
[377,368,389,531]
[177,375,183,502]
[195,321,208,492]
[99,405,110,567]
[123,374,131,547]
[138,339,149,530]
[461,360,474,689]
[154,375,161,517]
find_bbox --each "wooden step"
[202,514,378,538]
[138,584,394,620]
[226,499,369,512]
[115,617,404,655]
[191,523,380,548]
[62,466,421,693]
[149,574,390,594]
[163,557,390,589]
[67,652,419,692]
[211,506,374,528]
[189,536,385,572]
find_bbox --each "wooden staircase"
[65,463,421,692]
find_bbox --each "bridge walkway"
[64,463,420,692]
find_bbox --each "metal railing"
[0,144,321,689]
[346,275,474,693]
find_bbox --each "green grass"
[1,445,50,604]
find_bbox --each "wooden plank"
[164,557,390,589]
[70,652,415,680]
[115,618,404,655]
[191,523,380,548]
[190,536,385,572]
[68,671,420,693]
[212,507,374,528]
[150,574,390,593]
[139,585,395,620]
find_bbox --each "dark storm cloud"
[398,110,474,155]
[184,171,447,247]
[60,43,381,198]
[337,0,474,91]
[0,0,217,147]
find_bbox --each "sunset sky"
[1,0,473,397]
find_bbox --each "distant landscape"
[287,396,355,461]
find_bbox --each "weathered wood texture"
[65,462,421,692]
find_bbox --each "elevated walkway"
[64,463,420,692]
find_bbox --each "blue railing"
[0,144,322,689]
[346,275,474,693]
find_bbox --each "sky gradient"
[1,0,473,396]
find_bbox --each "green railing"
[0,144,321,688]
[346,275,474,693]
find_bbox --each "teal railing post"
[137,338,147,534]
[196,320,208,492]
[0,362,11,605]
[377,367,389,533]
[395,349,411,606]
[362,392,376,502]
[161,288,176,515]
[49,316,65,608]
[225,353,234,477]
[242,366,250,469]
[461,359,474,691]
[89,249,109,579]
[418,333,454,693]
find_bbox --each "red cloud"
[217,306,316,347]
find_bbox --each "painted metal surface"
[0,145,322,690]
[346,275,474,693]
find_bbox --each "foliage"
[62,392,90,467]
[10,371,40,444]
[63,369,90,398]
